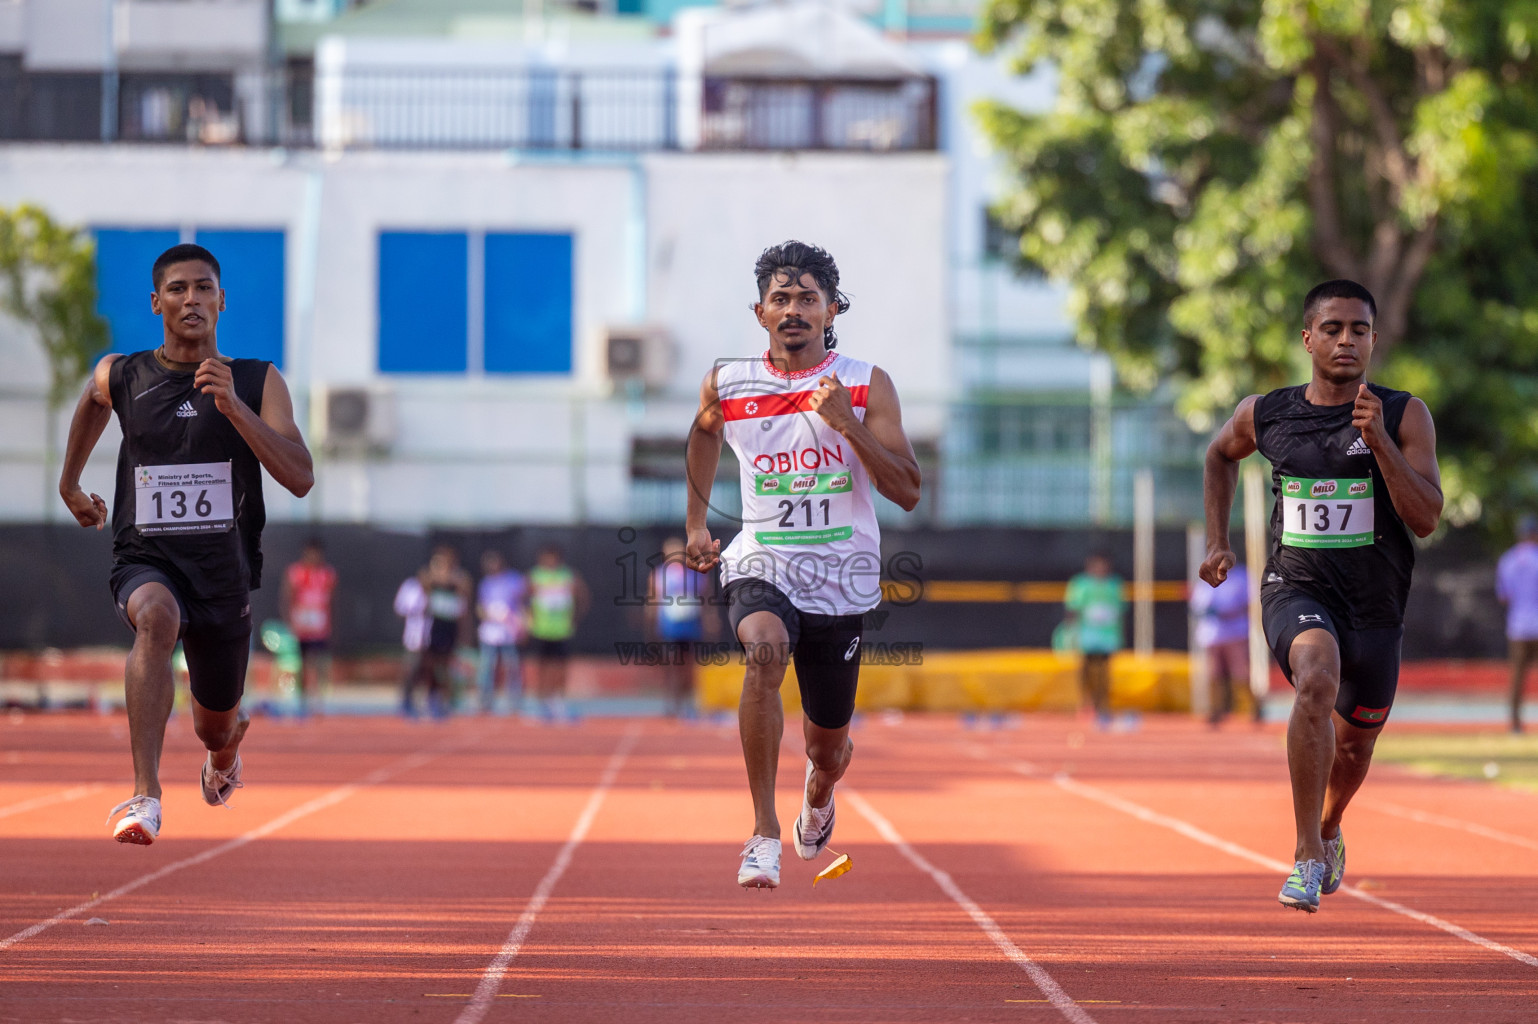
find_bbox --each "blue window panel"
[195,229,285,369]
[94,227,179,354]
[484,232,573,374]
[378,231,468,374]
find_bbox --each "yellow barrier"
[696,649,1192,714]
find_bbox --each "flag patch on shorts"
[1352,705,1389,722]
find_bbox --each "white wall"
[914,41,1071,347]
[0,144,950,524]
[642,150,951,433]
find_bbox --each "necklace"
[155,346,224,373]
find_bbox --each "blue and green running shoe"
[1278,859,1326,912]
[1321,832,1346,895]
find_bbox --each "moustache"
[779,319,812,332]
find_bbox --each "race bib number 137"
[1280,477,1374,548]
[134,461,235,535]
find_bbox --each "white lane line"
[0,784,103,821]
[455,724,642,1024]
[1372,800,1538,854]
[0,744,455,953]
[843,788,1099,1024]
[1051,773,1538,970]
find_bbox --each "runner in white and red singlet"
[686,241,921,889]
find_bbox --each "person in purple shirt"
[1192,563,1262,726]
[1496,516,1538,733]
[475,551,527,715]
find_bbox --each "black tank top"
[108,350,270,599]
[1254,383,1415,629]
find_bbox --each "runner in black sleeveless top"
[1200,280,1442,914]
[57,243,313,846]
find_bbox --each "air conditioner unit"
[314,385,395,454]
[603,325,674,394]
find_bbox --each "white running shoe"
[793,759,836,861]
[737,835,781,889]
[200,753,244,807]
[106,795,161,845]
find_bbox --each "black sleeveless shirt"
[1254,383,1416,629]
[108,350,270,599]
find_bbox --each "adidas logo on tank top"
[175,400,197,418]
[716,350,882,617]
[1346,436,1371,455]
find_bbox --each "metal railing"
[313,66,678,151]
[0,63,939,152]
[700,76,937,152]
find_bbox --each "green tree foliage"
[0,204,108,408]
[977,0,1538,526]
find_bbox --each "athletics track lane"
[1,712,1536,1022]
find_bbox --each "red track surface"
[1,710,1534,1023]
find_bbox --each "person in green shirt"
[523,545,589,722]
[1064,552,1125,727]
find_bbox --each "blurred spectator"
[647,536,716,718]
[394,573,429,716]
[1191,563,1261,727]
[281,538,336,716]
[476,551,526,715]
[412,545,472,720]
[1496,515,1538,734]
[525,545,589,722]
[1065,552,1124,728]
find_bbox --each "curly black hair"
[752,240,851,349]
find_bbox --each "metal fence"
[0,62,939,153]
[700,76,937,152]
[313,67,677,151]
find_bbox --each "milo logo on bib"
[1280,477,1374,548]
[755,471,855,496]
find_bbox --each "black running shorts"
[1261,584,1403,729]
[526,637,571,661]
[110,564,252,714]
[724,578,863,730]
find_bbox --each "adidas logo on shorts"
[1346,436,1371,455]
[175,401,197,418]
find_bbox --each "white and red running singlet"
[716,350,882,616]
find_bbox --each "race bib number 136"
[134,461,235,535]
[1280,477,1374,548]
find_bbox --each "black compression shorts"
[724,578,863,730]
[110,564,252,714]
[1261,585,1403,729]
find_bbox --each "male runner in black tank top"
[57,243,313,845]
[1200,280,1442,913]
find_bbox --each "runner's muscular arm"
[1357,390,1441,537]
[685,366,724,572]
[57,354,120,529]
[194,361,314,497]
[1199,395,1260,587]
[811,368,921,511]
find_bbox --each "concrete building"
[0,0,1201,530]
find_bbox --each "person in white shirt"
[393,574,429,716]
